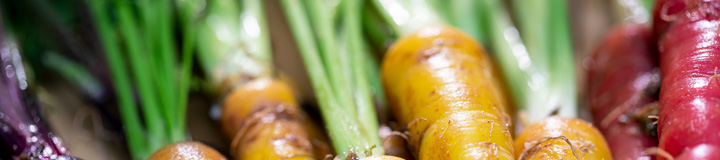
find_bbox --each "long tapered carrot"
[382,26,513,159]
[652,0,720,158]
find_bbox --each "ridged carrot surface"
[514,117,611,160]
[652,0,720,157]
[221,78,331,159]
[382,26,513,159]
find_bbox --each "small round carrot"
[382,26,513,159]
[221,78,331,159]
[514,116,611,160]
[148,142,225,160]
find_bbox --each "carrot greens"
[281,0,384,158]
[87,0,197,158]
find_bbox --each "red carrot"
[653,0,720,158]
[676,144,720,160]
[586,23,659,160]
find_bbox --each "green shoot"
[281,0,384,157]
[511,0,578,122]
[88,0,197,158]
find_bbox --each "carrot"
[676,144,720,160]
[652,0,720,157]
[194,0,334,159]
[514,116,611,159]
[586,24,659,159]
[148,142,225,160]
[221,78,331,159]
[362,155,406,160]
[382,26,513,159]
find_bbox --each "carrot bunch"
[367,0,614,159]
[88,0,200,158]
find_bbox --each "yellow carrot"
[148,142,225,160]
[382,26,513,159]
[221,78,331,159]
[514,116,611,159]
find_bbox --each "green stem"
[361,6,393,51]
[281,0,369,157]
[115,0,165,150]
[478,0,540,113]
[87,0,147,158]
[156,0,180,142]
[362,38,387,122]
[512,0,550,74]
[369,0,442,36]
[175,0,200,142]
[547,0,576,119]
[306,0,357,117]
[344,0,383,155]
[449,0,484,43]
[511,0,577,122]
[242,0,273,74]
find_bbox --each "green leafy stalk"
[613,0,654,23]
[156,0,181,141]
[176,0,202,140]
[281,0,383,157]
[642,0,654,14]
[87,0,148,158]
[369,0,443,36]
[362,38,388,120]
[242,0,273,73]
[115,0,165,149]
[511,0,577,122]
[306,0,357,114]
[88,0,193,158]
[344,0,383,155]
[195,0,273,92]
[449,0,484,43]
[474,0,545,121]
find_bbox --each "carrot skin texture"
[653,0,720,157]
[362,155,406,160]
[148,142,226,160]
[514,117,612,160]
[382,26,513,159]
[586,24,658,159]
[221,78,331,159]
[676,144,720,160]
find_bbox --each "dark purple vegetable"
[0,24,72,159]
